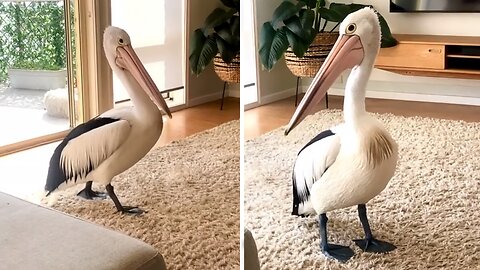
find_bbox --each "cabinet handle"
[428,48,442,53]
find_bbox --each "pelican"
[285,8,397,262]
[45,26,172,214]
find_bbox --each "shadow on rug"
[245,109,480,269]
[46,120,240,270]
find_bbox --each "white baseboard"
[329,87,480,106]
[244,88,297,110]
[228,89,240,98]
[192,83,480,109]
[188,92,222,107]
[258,88,297,106]
[188,91,240,107]
[169,103,187,113]
[244,101,259,110]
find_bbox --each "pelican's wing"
[45,117,131,193]
[292,129,340,216]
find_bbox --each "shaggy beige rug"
[245,110,480,269]
[46,121,240,270]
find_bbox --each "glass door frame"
[0,0,79,157]
[0,0,113,157]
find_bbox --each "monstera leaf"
[204,8,236,30]
[215,21,238,63]
[189,1,240,75]
[259,22,289,70]
[271,1,301,27]
[378,14,397,47]
[285,27,310,57]
[260,1,314,65]
[189,29,218,75]
[299,0,318,9]
[220,0,239,11]
[258,0,398,71]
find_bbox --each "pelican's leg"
[353,204,396,253]
[105,184,144,215]
[319,213,354,262]
[77,181,108,200]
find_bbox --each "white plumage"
[59,120,131,183]
[309,121,397,214]
[285,8,398,262]
[45,26,172,214]
[293,130,340,215]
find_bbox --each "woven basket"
[285,32,339,78]
[213,54,240,83]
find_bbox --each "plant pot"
[8,68,67,90]
[284,32,339,78]
[213,54,240,83]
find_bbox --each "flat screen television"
[390,0,480,12]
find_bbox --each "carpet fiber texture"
[245,110,480,269]
[47,120,240,270]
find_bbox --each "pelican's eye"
[118,38,124,45]
[346,23,356,34]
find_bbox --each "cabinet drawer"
[375,43,445,69]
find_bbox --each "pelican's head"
[103,26,172,118]
[339,7,381,61]
[285,7,381,135]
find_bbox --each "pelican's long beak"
[115,45,172,119]
[284,34,364,135]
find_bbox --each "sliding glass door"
[0,0,78,155]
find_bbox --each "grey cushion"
[0,192,166,270]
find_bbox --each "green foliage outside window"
[0,1,69,82]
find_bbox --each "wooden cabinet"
[376,43,444,69]
[375,34,480,80]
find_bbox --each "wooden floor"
[156,97,239,147]
[244,95,480,140]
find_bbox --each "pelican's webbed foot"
[353,238,396,253]
[121,206,145,215]
[319,213,354,262]
[77,181,108,200]
[105,184,145,215]
[355,204,396,253]
[322,244,354,263]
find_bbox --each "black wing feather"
[292,129,335,216]
[45,117,120,195]
[297,129,335,155]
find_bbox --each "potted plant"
[8,59,66,90]
[189,0,240,83]
[259,0,397,77]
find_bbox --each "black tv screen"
[390,0,480,12]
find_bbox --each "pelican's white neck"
[343,57,374,124]
[116,68,159,118]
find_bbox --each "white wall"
[357,0,480,36]
[111,0,185,107]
